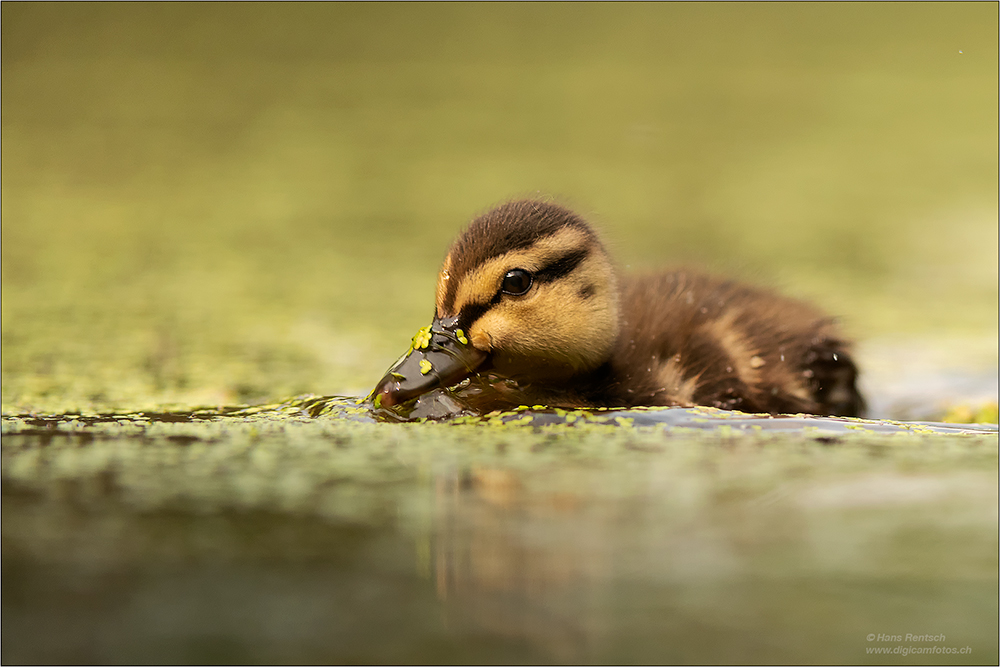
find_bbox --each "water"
[2,403,997,663]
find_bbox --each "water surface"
[3,403,997,663]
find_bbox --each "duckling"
[372,200,865,417]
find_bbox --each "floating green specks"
[373,393,382,408]
[411,325,432,350]
[419,359,433,375]
[456,329,468,345]
[506,414,534,426]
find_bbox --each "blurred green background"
[2,2,997,413]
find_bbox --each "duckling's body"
[566,271,861,415]
[373,200,864,417]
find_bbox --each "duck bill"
[371,318,488,409]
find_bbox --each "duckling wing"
[610,271,864,417]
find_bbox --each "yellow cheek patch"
[465,254,618,372]
[469,326,492,351]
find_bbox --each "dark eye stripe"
[534,247,589,283]
[452,247,591,327]
[443,202,597,310]
[457,302,491,330]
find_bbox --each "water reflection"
[420,453,998,663]
[2,406,996,663]
[431,465,600,662]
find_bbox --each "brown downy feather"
[604,271,864,415]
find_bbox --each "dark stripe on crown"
[441,200,598,313]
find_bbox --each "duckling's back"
[607,271,865,417]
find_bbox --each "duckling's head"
[372,200,620,408]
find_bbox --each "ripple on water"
[3,394,996,437]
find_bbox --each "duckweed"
[505,414,535,426]
[943,401,1000,424]
[411,325,432,351]
[419,359,433,375]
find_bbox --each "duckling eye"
[501,269,533,296]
